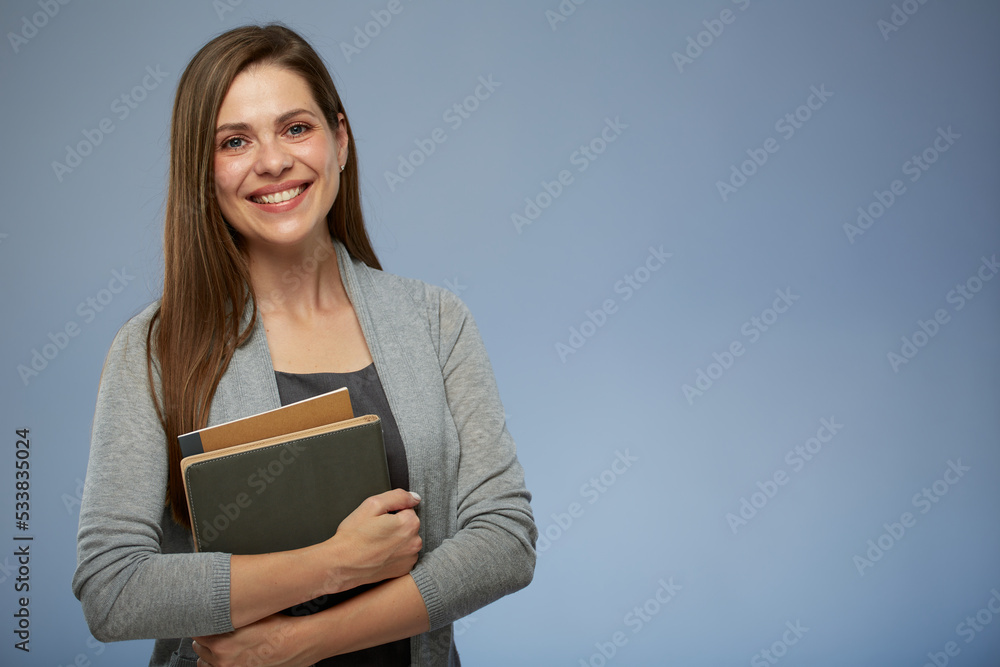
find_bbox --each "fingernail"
[409,491,421,502]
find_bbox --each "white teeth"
[252,185,306,204]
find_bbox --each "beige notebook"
[178,386,353,457]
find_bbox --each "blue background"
[1,1,998,664]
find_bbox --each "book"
[180,414,390,555]
[178,386,353,457]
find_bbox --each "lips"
[249,183,309,205]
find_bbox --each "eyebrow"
[215,108,319,135]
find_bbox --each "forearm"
[301,574,429,660]
[230,489,422,629]
[229,542,336,628]
[193,575,428,666]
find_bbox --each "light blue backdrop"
[1,1,998,665]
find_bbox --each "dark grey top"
[275,364,409,491]
[275,364,410,666]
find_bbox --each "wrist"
[297,603,348,660]
[270,612,335,665]
[309,535,350,598]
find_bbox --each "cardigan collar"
[210,239,383,427]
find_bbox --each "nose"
[253,136,292,176]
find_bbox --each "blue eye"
[224,137,245,149]
[288,123,308,136]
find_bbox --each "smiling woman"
[72,24,536,667]
[213,65,346,256]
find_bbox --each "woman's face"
[213,63,347,256]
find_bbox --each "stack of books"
[179,387,391,555]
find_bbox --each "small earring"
[340,164,345,172]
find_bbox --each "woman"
[72,24,536,666]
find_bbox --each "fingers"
[362,488,421,516]
[191,638,212,665]
[352,496,422,550]
[192,618,301,667]
[325,489,423,590]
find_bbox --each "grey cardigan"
[72,241,537,665]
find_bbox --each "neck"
[245,234,348,317]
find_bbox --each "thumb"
[373,488,421,514]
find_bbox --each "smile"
[249,184,308,205]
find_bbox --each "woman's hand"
[192,614,316,667]
[227,489,421,630]
[324,488,423,594]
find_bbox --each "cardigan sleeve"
[408,288,537,630]
[71,308,234,642]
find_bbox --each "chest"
[261,305,373,374]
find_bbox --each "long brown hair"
[149,24,380,527]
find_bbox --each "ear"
[335,112,349,168]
